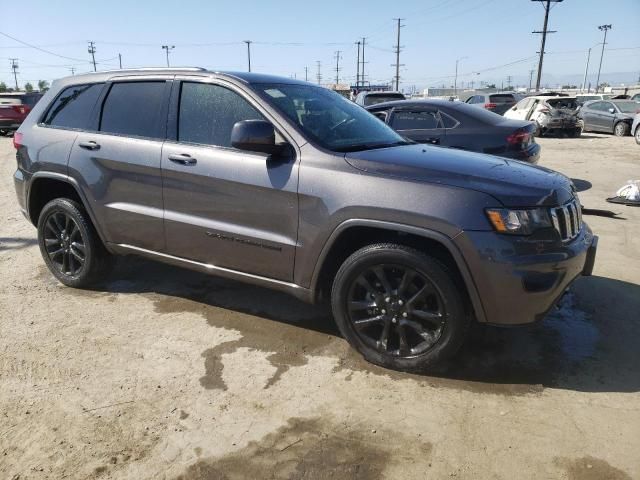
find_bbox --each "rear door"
[581,102,601,130]
[161,78,299,281]
[68,78,171,251]
[389,108,445,145]
[599,102,617,132]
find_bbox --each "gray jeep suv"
[13,68,598,371]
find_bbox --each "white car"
[504,95,582,137]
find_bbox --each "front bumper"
[454,223,597,326]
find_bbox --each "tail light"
[484,103,497,109]
[13,132,23,149]
[11,105,27,115]
[507,129,531,145]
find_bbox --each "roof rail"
[79,67,209,75]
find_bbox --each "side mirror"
[608,108,615,114]
[511,106,517,111]
[231,119,283,155]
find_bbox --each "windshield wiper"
[334,140,412,153]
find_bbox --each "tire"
[635,126,640,145]
[569,128,582,138]
[331,243,470,372]
[37,198,112,288]
[533,122,543,137]
[614,121,630,137]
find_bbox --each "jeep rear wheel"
[37,198,112,288]
[331,243,469,371]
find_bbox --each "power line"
[0,31,86,62]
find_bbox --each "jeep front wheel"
[331,243,469,371]
[37,198,112,288]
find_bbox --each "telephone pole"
[355,40,361,88]
[316,60,322,85]
[304,66,308,82]
[244,40,252,72]
[69,67,76,76]
[161,45,174,67]
[10,59,19,90]
[87,41,97,72]
[392,18,405,91]
[361,37,367,86]
[531,0,563,91]
[507,75,513,89]
[118,53,122,69]
[595,25,612,93]
[334,51,342,84]
[529,69,535,91]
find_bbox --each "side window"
[100,82,166,139]
[42,83,103,129]
[439,111,458,128]
[602,102,614,112]
[391,110,441,130]
[516,98,532,110]
[178,82,265,147]
[371,110,388,122]
[589,101,604,111]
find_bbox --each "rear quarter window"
[42,83,104,129]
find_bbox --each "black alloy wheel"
[43,210,86,276]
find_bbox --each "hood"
[344,144,574,207]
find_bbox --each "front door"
[161,80,299,281]
[68,79,171,251]
[389,108,445,145]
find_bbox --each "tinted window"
[392,110,440,130]
[439,111,458,128]
[100,82,166,138]
[588,101,605,111]
[614,101,640,113]
[178,83,265,147]
[42,84,103,129]
[489,94,517,104]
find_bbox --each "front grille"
[550,199,582,242]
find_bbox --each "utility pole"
[531,0,563,91]
[161,45,174,67]
[304,66,308,82]
[118,53,122,69]
[88,41,97,72]
[10,59,19,90]
[69,67,76,76]
[529,69,535,91]
[392,18,405,91]
[334,50,342,84]
[454,56,467,97]
[595,25,612,93]
[316,61,322,85]
[507,75,513,89]
[361,37,366,86]
[244,40,252,72]
[581,47,595,92]
[355,40,361,88]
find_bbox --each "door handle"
[78,141,100,150]
[168,153,197,166]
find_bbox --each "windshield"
[615,101,640,113]
[256,83,409,152]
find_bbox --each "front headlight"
[486,208,552,235]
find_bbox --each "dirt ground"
[1,132,639,480]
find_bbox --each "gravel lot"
[1,133,639,479]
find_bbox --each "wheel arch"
[27,172,108,245]
[310,219,486,323]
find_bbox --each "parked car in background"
[0,92,43,135]
[504,95,582,137]
[579,100,640,136]
[575,93,615,107]
[366,99,540,163]
[354,91,406,107]
[632,113,640,145]
[464,92,523,115]
[12,69,597,371]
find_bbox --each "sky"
[1,0,639,92]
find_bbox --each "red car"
[0,92,43,135]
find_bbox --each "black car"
[579,100,640,136]
[367,99,540,163]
